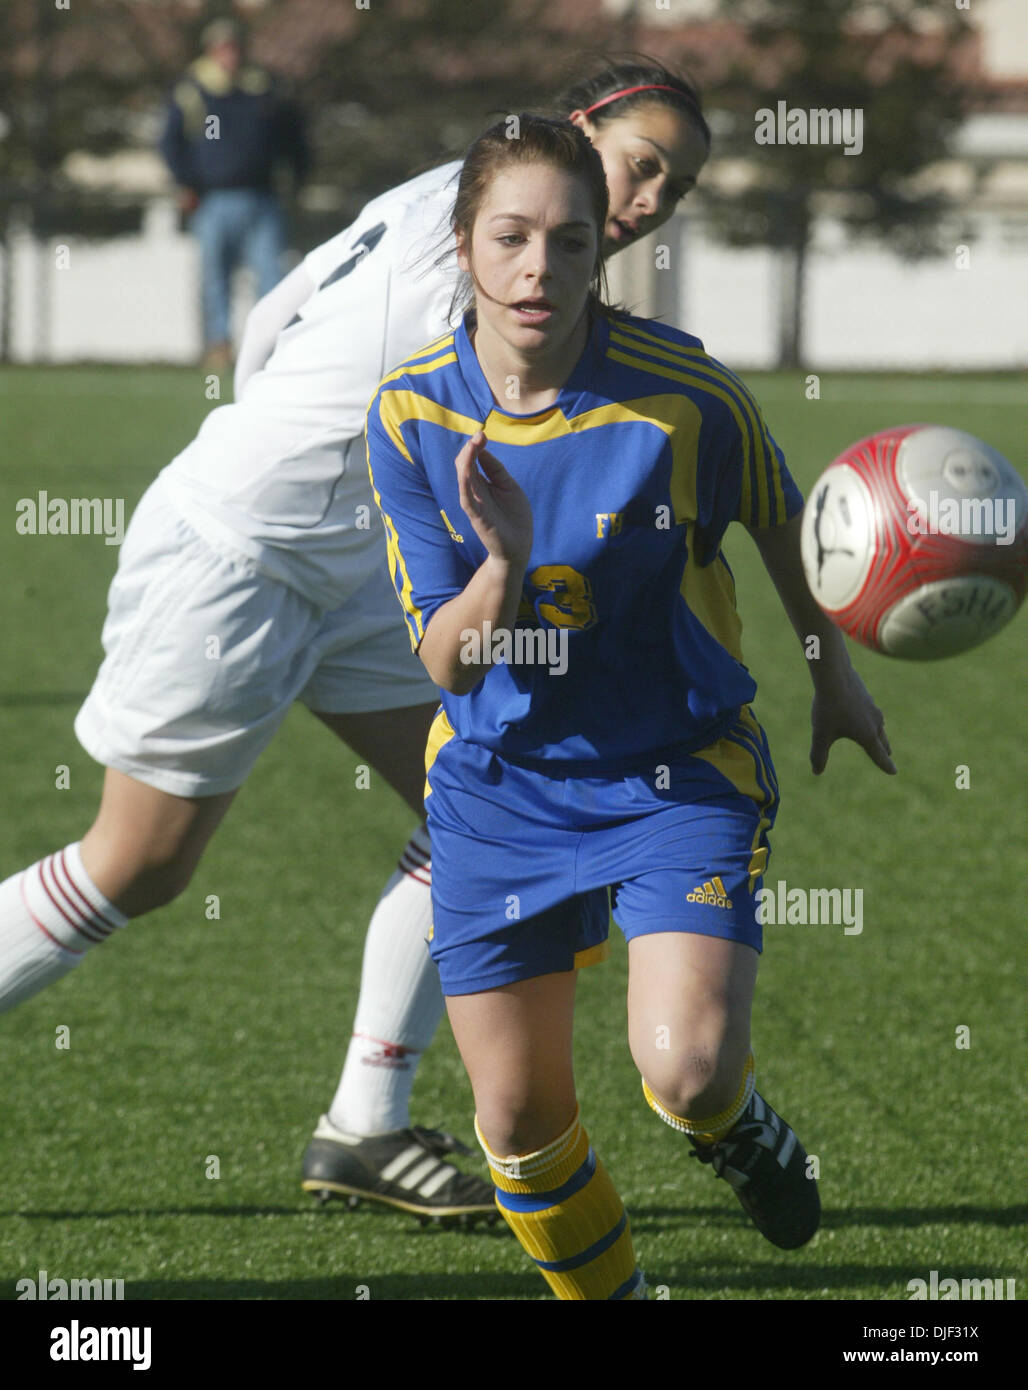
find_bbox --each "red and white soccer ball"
[800,425,1028,659]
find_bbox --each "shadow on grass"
[2,1273,544,1302]
[644,1259,1021,1297]
[2,1203,513,1228]
[4,1261,1018,1300]
[628,1203,1027,1233]
[6,1201,1024,1232]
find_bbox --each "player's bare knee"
[476,1098,571,1159]
[102,854,198,916]
[642,1038,749,1119]
[137,858,196,909]
[644,1048,717,1118]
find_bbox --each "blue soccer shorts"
[424,706,779,996]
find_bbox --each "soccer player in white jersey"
[0,59,713,1222]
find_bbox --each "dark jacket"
[159,57,309,194]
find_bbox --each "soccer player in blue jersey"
[366,115,896,1298]
[0,60,716,1227]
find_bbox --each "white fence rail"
[3,199,1027,369]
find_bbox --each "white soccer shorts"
[74,480,438,797]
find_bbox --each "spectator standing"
[160,18,309,368]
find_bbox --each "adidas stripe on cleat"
[688,1091,820,1249]
[302,1116,499,1224]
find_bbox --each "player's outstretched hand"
[455,431,533,567]
[810,662,896,776]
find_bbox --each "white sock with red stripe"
[327,825,444,1136]
[0,843,128,1012]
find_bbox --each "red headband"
[582,84,688,117]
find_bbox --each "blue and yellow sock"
[643,1053,756,1144]
[475,1110,645,1300]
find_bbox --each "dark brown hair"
[449,114,613,322]
[554,53,711,147]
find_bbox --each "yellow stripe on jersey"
[611,321,784,521]
[383,389,701,454]
[609,323,788,527]
[379,389,483,449]
[377,334,457,387]
[366,462,425,647]
[402,328,458,364]
[478,395,701,451]
[377,386,706,523]
[484,395,705,538]
[364,337,459,452]
[423,705,456,803]
[607,344,767,526]
[679,533,744,664]
[691,708,777,813]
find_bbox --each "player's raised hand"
[455,431,533,567]
[810,662,896,776]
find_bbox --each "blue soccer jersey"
[366,307,802,773]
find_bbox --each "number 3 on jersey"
[526,564,598,630]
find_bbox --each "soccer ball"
[800,424,1028,659]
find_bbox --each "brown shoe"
[201,342,233,372]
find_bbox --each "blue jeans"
[191,189,284,345]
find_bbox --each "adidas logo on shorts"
[686,875,733,909]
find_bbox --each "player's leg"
[309,700,441,1138]
[0,772,235,1012]
[626,929,818,1250]
[0,480,324,1013]
[418,731,638,1295]
[611,710,820,1249]
[448,971,644,1300]
[298,700,500,1218]
[313,701,434,817]
[294,557,497,1218]
[627,931,757,1123]
[80,771,236,916]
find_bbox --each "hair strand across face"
[450,115,614,324]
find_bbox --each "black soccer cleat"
[301,1115,499,1225]
[688,1091,820,1250]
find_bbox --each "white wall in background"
[4,199,1026,370]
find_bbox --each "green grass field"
[0,367,1024,1303]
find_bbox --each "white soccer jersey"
[160,161,463,610]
